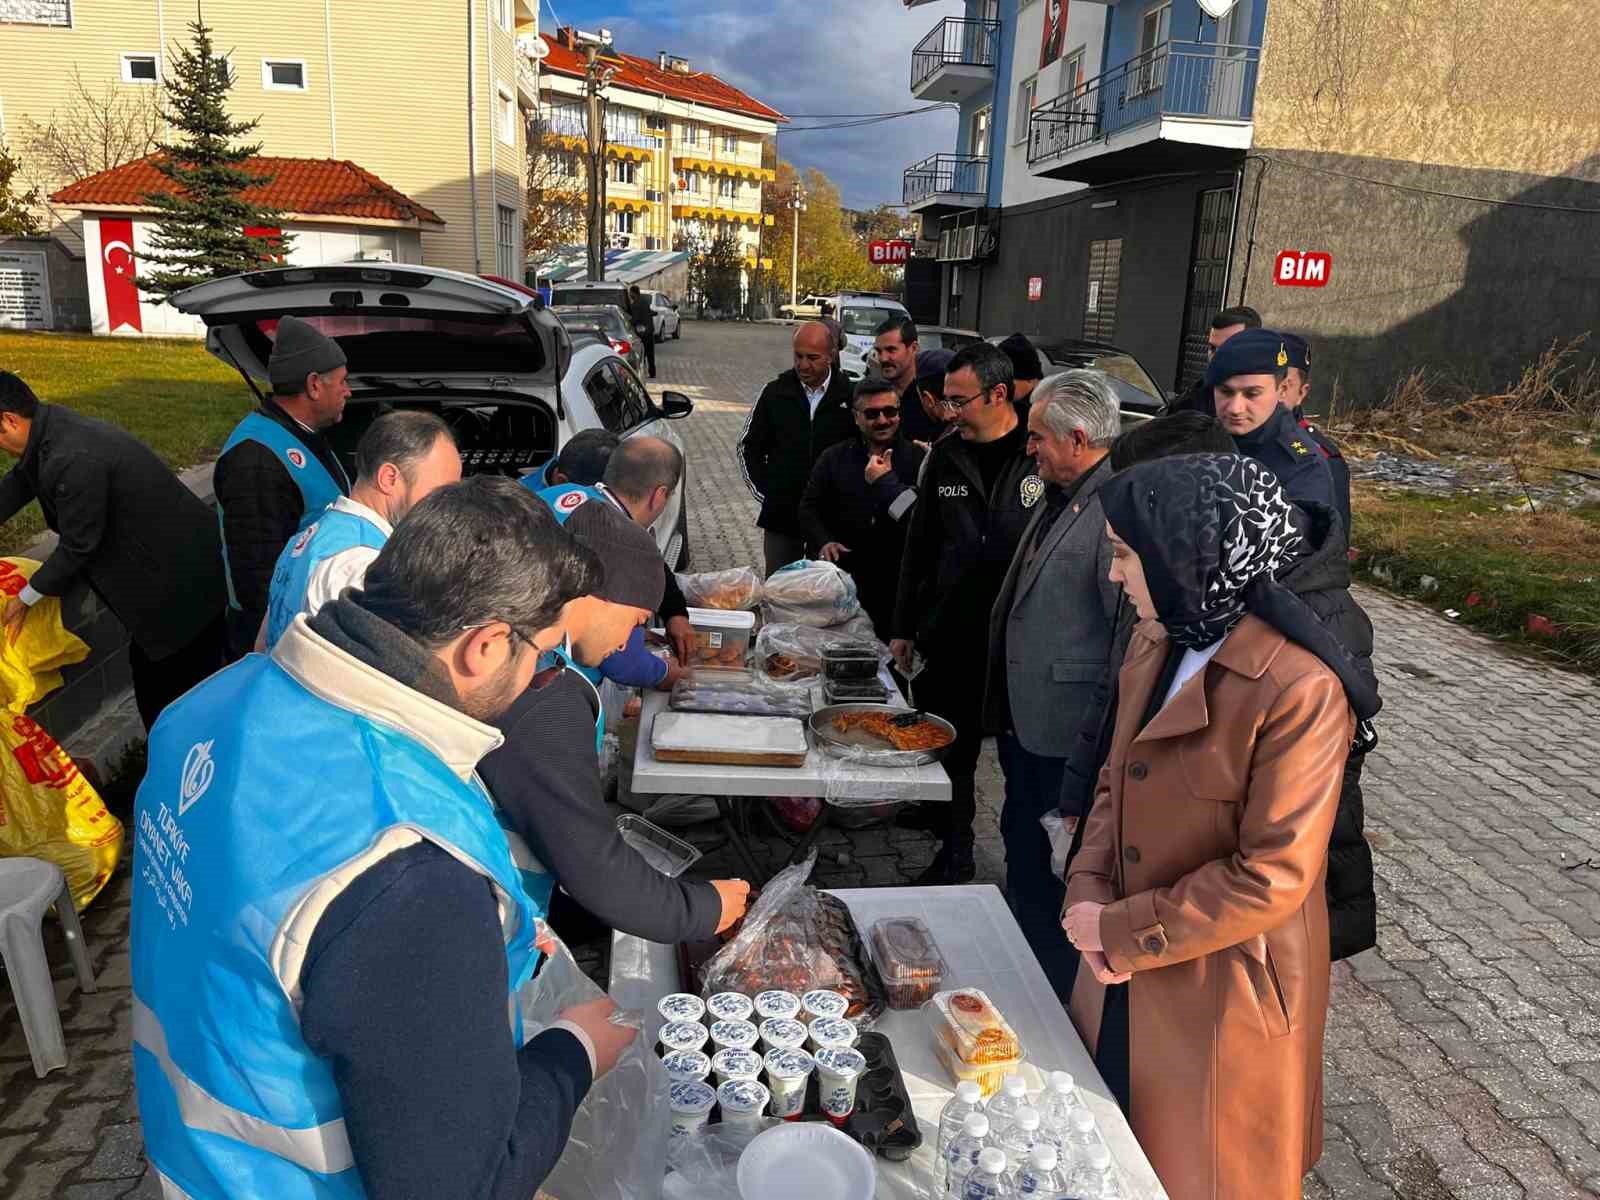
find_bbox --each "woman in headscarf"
[1061,453,1376,1200]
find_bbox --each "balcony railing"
[911,17,1001,92]
[903,153,989,206]
[534,109,656,150]
[1028,41,1260,165]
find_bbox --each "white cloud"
[591,0,966,208]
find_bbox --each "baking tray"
[807,704,957,768]
[651,711,810,769]
[669,675,814,720]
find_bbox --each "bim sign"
[1275,250,1331,288]
[868,239,913,265]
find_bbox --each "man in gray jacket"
[983,370,1123,1002]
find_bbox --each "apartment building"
[0,0,540,287]
[537,29,781,277]
[902,0,1600,405]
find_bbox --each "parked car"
[650,291,681,340]
[778,292,831,319]
[171,263,694,566]
[548,280,632,312]
[556,304,647,376]
[988,334,1168,423]
[832,293,912,381]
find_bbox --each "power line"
[783,105,957,119]
[1251,152,1600,215]
[783,107,958,134]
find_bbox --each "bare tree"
[19,67,163,189]
[523,113,588,263]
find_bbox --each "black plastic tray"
[795,1031,922,1161]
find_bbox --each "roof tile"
[539,34,786,123]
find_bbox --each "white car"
[172,263,694,567]
[649,291,681,340]
[834,293,912,380]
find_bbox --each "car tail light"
[613,339,633,355]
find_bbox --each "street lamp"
[788,183,807,309]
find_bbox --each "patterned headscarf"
[1100,453,1304,650]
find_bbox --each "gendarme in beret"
[1205,327,1291,389]
[1279,332,1311,372]
[268,315,348,391]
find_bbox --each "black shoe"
[912,846,977,886]
[894,804,946,834]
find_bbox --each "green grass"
[0,331,250,553]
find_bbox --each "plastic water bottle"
[945,1112,992,1200]
[1038,1071,1084,1149]
[995,1105,1043,1171]
[938,1081,986,1164]
[1015,1144,1069,1197]
[1062,1108,1101,1168]
[1065,1144,1122,1199]
[962,1148,1017,1200]
[985,1072,1029,1137]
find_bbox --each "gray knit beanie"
[268,315,348,391]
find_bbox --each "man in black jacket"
[214,315,352,660]
[891,343,1037,884]
[738,320,857,575]
[1169,305,1261,417]
[0,373,226,729]
[627,285,657,379]
[797,378,926,636]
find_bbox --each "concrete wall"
[0,233,90,330]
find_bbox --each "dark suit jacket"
[0,403,226,659]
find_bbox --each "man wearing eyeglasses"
[797,378,927,636]
[890,343,1038,885]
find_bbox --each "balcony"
[1028,41,1260,184]
[903,153,989,214]
[911,17,1000,101]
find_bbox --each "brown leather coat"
[1066,614,1354,1200]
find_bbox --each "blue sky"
[544,0,964,209]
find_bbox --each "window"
[586,362,652,432]
[647,113,667,131]
[1137,2,1172,92]
[716,176,736,200]
[681,121,700,146]
[613,362,654,428]
[496,204,518,278]
[721,130,738,154]
[262,59,307,90]
[497,87,516,144]
[1062,47,1086,95]
[686,170,703,195]
[611,158,636,185]
[1013,75,1036,144]
[121,53,158,84]
[646,236,662,250]
[609,210,637,234]
[969,105,992,159]
[495,0,513,30]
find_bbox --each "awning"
[671,153,775,183]
[606,198,652,214]
[530,246,690,284]
[671,203,767,226]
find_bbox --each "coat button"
[1128,762,1148,781]
[1123,846,1141,864]
[1143,936,1163,954]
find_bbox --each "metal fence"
[903,154,990,206]
[1028,41,1260,166]
[911,17,1001,92]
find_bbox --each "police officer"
[890,342,1038,885]
[1209,328,1336,513]
[1279,333,1352,531]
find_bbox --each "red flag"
[101,218,142,333]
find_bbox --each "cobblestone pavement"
[3,320,1598,1198]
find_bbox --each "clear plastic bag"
[753,621,882,682]
[523,927,671,1200]
[676,567,763,611]
[817,744,938,809]
[661,1119,782,1200]
[761,561,861,628]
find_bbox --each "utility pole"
[788,182,807,309]
[578,28,615,282]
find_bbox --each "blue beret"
[1205,328,1291,388]
[1280,332,1310,372]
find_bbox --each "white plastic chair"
[0,857,97,1077]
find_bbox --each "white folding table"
[609,884,1169,1200]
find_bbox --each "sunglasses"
[859,405,900,421]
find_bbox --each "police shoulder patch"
[1020,474,1045,508]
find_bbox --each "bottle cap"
[1089,1144,1113,1170]
[1072,1109,1096,1132]
[1030,1144,1059,1171]
[1049,1070,1074,1094]
[977,1148,1007,1176]
[1016,1105,1041,1131]
[964,1112,990,1138]
[955,1080,983,1104]
[1002,1073,1026,1096]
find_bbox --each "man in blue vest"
[131,476,634,1200]
[260,411,461,650]
[215,315,353,661]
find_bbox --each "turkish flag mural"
[100,219,143,333]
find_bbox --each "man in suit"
[0,372,227,730]
[983,370,1124,1001]
[627,285,657,379]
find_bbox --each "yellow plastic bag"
[0,557,91,713]
[0,557,122,909]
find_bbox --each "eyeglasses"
[860,405,899,421]
[937,391,984,412]
[461,620,539,651]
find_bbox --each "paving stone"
[76,1121,146,1181]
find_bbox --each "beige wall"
[0,0,537,275]
[1254,0,1600,181]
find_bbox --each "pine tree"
[0,142,41,237]
[136,20,289,302]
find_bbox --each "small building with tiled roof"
[48,156,445,338]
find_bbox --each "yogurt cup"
[668,1079,717,1139]
[759,1017,810,1056]
[812,1046,868,1125]
[661,1049,712,1084]
[808,1016,859,1054]
[763,1047,816,1120]
[754,990,802,1022]
[716,1078,771,1126]
[658,1020,711,1056]
[705,992,755,1024]
[801,989,849,1022]
[657,992,707,1026]
[709,1018,760,1053]
[711,1047,764,1087]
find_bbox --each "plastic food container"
[802,989,850,1022]
[808,1017,859,1054]
[867,916,948,1009]
[657,992,707,1025]
[686,606,755,669]
[618,814,703,879]
[821,642,881,682]
[706,992,755,1024]
[925,988,1021,1065]
[661,1049,712,1084]
[930,1036,1023,1098]
[709,1019,760,1053]
[755,990,803,1022]
[659,1020,711,1056]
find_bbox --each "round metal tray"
[807,704,957,768]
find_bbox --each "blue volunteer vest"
[531,483,608,750]
[130,651,546,1200]
[219,412,351,611]
[263,506,390,649]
